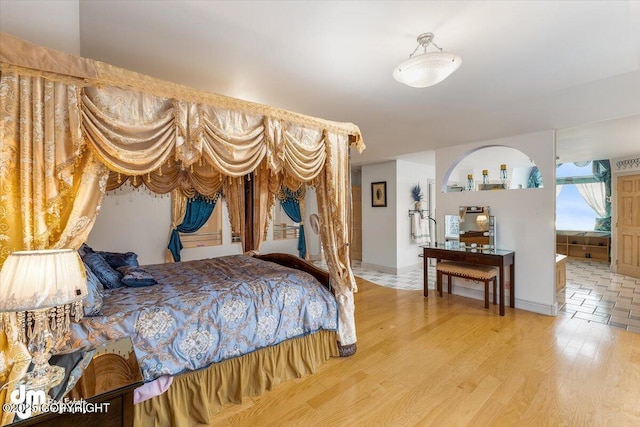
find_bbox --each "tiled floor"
[314,260,435,291]
[557,257,640,333]
[333,258,640,334]
[349,260,432,291]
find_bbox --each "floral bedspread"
[68,255,338,381]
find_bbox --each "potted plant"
[411,183,424,211]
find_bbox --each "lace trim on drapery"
[189,191,221,204]
[276,186,306,202]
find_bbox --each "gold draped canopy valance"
[0,32,361,350]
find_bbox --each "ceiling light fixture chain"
[413,32,443,56]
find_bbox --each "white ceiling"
[3,1,640,165]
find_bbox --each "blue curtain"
[280,188,306,258]
[168,194,218,262]
[592,159,611,231]
[527,166,543,188]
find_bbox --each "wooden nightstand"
[8,337,143,427]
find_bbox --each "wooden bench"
[436,261,499,310]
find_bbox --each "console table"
[422,243,515,315]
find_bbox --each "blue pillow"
[83,252,123,289]
[97,251,139,269]
[82,264,104,316]
[78,243,94,259]
[117,266,158,288]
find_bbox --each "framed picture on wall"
[371,181,387,207]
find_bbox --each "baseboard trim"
[515,298,557,316]
[360,263,397,275]
[359,262,422,276]
[449,286,556,316]
[397,262,422,275]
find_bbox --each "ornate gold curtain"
[314,132,357,347]
[222,176,245,241]
[0,32,363,348]
[0,71,109,263]
[82,86,175,175]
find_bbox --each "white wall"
[361,159,436,274]
[396,160,436,272]
[88,185,297,265]
[361,162,397,272]
[436,130,557,315]
[1,0,81,55]
[88,186,172,265]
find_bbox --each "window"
[556,162,599,231]
[272,203,299,240]
[179,202,223,248]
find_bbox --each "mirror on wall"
[445,206,496,249]
[442,146,543,192]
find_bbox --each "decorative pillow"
[83,252,124,289]
[117,266,158,288]
[82,264,104,316]
[78,243,94,259]
[98,251,140,269]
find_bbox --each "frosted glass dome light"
[393,33,461,88]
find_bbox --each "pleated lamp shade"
[0,249,87,312]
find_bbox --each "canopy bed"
[0,33,364,426]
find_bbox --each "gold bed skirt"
[134,330,338,426]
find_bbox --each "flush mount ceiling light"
[392,32,461,88]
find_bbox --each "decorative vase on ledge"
[411,184,424,211]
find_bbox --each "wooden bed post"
[347,134,361,263]
[243,173,254,252]
[347,143,353,262]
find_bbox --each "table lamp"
[0,249,87,391]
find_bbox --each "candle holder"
[482,169,489,185]
[500,164,508,185]
[466,174,474,191]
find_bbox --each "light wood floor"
[209,277,640,426]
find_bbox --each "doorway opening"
[556,163,640,332]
